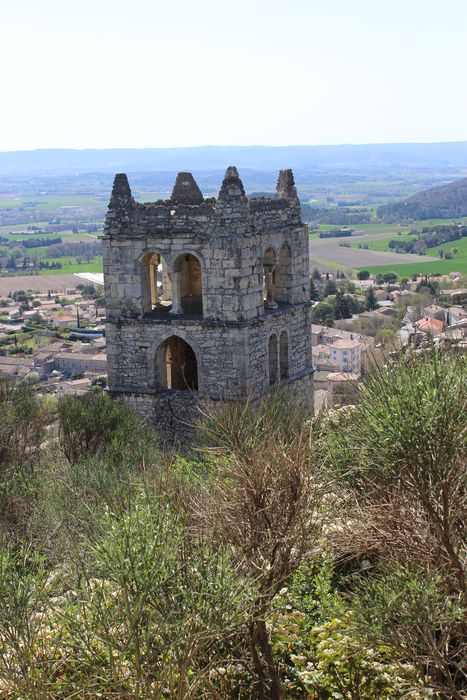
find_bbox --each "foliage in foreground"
[320,350,466,699]
[0,496,252,698]
[0,352,465,699]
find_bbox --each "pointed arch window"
[156,336,198,391]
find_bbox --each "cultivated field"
[359,236,467,276]
[309,236,437,271]
[349,233,417,251]
[0,227,102,276]
[0,227,98,243]
[0,195,106,212]
[356,259,467,277]
[0,274,84,296]
[308,218,467,275]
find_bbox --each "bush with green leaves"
[0,379,48,541]
[0,378,47,472]
[351,568,465,699]
[0,545,51,697]
[0,492,254,699]
[57,391,158,467]
[320,350,467,698]
[266,562,430,700]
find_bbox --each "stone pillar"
[161,263,172,302]
[169,271,182,314]
[149,259,158,307]
[264,265,278,309]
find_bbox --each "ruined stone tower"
[102,166,313,439]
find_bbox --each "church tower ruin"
[102,166,313,440]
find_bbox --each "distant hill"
[2,142,467,176]
[378,176,467,221]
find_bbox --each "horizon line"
[2,139,467,154]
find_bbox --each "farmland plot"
[0,274,83,296]
[309,236,437,270]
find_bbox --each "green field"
[0,226,101,276]
[38,259,103,275]
[315,222,403,235]
[0,195,106,211]
[313,217,467,238]
[357,258,467,277]
[426,235,467,257]
[349,233,416,251]
[356,232,467,277]
[0,231,97,242]
[0,222,50,233]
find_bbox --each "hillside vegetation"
[0,352,465,699]
[378,176,467,221]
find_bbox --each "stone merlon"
[171,172,204,205]
[109,173,134,207]
[276,169,299,202]
[217,166,247,203]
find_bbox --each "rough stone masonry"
[102,166,313,442]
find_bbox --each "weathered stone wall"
[111,370,314,446]
[102,227,309,323]
[105,300,312,400]
[111,389,204,445]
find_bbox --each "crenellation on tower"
[103,165,313,442]
[103,167,302,239]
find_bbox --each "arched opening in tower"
[141,252,172,313]
[263,247,277,310]
[279,330,289,379]
[157,336,198,391]
[275,243,293,304]
[268,333,278,385]
[173,254,203,315]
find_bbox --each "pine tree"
[324,278,337,297]
[312,267,322,281]
[365,285,378,311]
[334,289,351,319]
[309,278,320,301]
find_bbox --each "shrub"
[0,379,47,472]
[197,390,332,699]
[57,392,157,467]
[322,351,466,697]
[352,568,463,699]
[0,494,253,699]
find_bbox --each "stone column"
[161,263,172,302]
[264,265,278,309]
[149,260,158,307]
[169,271,182,314]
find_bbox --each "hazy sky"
[1,0,467,150]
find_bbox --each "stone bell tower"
[102,166,313,440]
